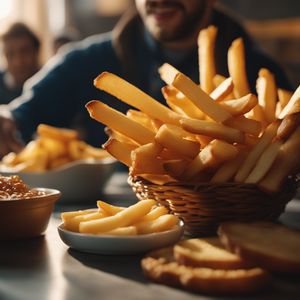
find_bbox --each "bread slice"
[174,237,254,269]
[142,246,270,295]
[219,222,300,272]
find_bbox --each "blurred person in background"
[0,0,291,157]
[0,22,40,105]
[52,29,80,54]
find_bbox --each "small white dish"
[58,220,184,255]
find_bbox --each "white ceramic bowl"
[0,158,117,203]
[58,220,184,255]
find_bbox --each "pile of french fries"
[85,25,300,194]
[61,200,179,235]
[0,124,110,172]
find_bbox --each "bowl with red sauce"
[0,175,61,240]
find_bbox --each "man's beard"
[145,1,206,43]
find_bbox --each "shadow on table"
[0,236,49,269]
[67,248,148,283]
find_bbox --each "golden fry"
[210,77,233,102]
[94,72,180,125]
[198,25,217,93]
[256,69,277,123]
[79,200,156,234]
[180,118,244,144]
[159,63,232,123]
[86,100,155,145]
[228,38,250,98]
[102,138,137,167]
[155,124,200,159]
[234,121,280,182]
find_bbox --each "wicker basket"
[128,176,298,236]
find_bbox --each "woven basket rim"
[128,175,299,194]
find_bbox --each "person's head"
[135,0,215,48]
[0,22,40,86]
[53,29,80,54]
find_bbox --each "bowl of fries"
[58,200,184,254]
[82,25,300,235]
[0,175,61,240]
[0,124,117,203]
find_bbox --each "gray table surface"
[1,173,300,300]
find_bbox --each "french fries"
[86,100,155,145]
[234,122,280,182]
[198,25,217,94]
[0,124,110,172]
[256,69,277,123]
[180,118,244,144]
[278,85,300,119]
[228,38,250,98]
[94,72,181,125]
[82,24,300,194]
[62,200,179,235]
[159,63,232,123]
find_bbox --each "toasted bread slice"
[219,222,300,272]
[174,237,254,269]
[142,246,270,295]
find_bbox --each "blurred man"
[0,22,40,105]
[0,0,291,157]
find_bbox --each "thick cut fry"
[64,211,108,232]
[86,100,155,145]
[131,143,165,175]
[228,38,250,98]
[210,77,234,102]
[163,159,190,178]
[155,124,200,159]
[102,138,137,167]
[141,206,169,221]
[278,84,300,119]
[94,72,180,125]
[198,25,217,93]
[61,209,96,222]
[234,122,280,182]
[162,86,205,119]
[225,116,261,136]
[278,88,292,109]
[101,226,137,236]
[210,151,247,183]
[259,126,300,193]
[213,74,226,87]
[180,118,244,144]
[219,94,258,116]
[105,128,139,146]
[256,69,277,123]
[244,140,282,184]
[159,63,232,123]
[79,200,156,234]
[37,123,78,141]
[246,104,268,128]
[182,140,238,180]
[275,102,282,118]
[97,201,125,215]
[126,109,157,133]
[136,214,179,234]
[276,112,300,141]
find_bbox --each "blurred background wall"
[0,0,299,88]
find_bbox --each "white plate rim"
[57,220,184,254]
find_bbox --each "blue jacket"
[10,9,291,147]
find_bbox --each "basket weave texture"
[128,176,297,236]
